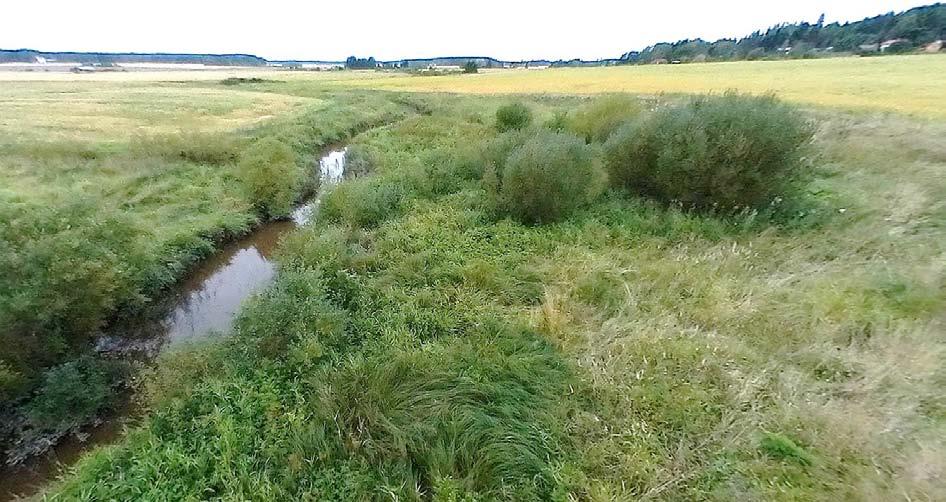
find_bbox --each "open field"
[1,60,944,499]
[342,54,946,119]
[0,82,314,143]
[5,54,946,119]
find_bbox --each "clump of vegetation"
[544,111,570,132]
[568,94,644,143]
[410,146,486,197]
[604,92,813,210]
[463,61,479,74]
[0,196,141,393]
[342,144,376,178]
[24,357,124,432]
[759,432,815,466]
[486,130,605,224]
[320,175,406,228]
[494,103,533,132]
[236,137,302,218]
[132,132,244,165]
[219,77,279,86]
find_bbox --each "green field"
[1,57,945,500]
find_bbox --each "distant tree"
[463,61,479,73]
[345,56,377,69]
[616,3,945,64]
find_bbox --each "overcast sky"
[1,1,932,61]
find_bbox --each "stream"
[0,147,348,500]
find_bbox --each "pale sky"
[0,1,932,61]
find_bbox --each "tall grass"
[43,91,946,501]
[0,88,414,459]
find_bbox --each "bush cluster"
[24,356,124,432]
[236,137,303,218]
[494,103,533,132]
[603,92,812,210]
[486,129,606,224]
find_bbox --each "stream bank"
[0,147,348,500]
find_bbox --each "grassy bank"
[48,93,946,500]
[0,80,417,459]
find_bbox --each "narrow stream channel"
[0,147,348,500]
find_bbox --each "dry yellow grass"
[344,54,946,119]
[0,80,317,143]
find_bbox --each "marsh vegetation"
[1,65,944,500]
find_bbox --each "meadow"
[0,56,944,500]
[343,54,946,119]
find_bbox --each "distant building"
[859,43,880,52]
[925,40,944,53]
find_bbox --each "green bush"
[25,357,123,432]
[603,92,813,210]
[494,103,533,132]
[320,175,406,228]
[0,196,141,390]
[487,130,606,224]
[569,95,644,143]
[236,137,302,218]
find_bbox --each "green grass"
[44,92,946,500]
[0,82,416,448]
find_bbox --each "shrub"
[482,129,531,169]
[603,92,813,210]
[488,130,606,224]
[463,61,479,74]
[320,175,406,228]
[494,103,533,132]
[569,95,644,143]
[25,357,123,432]
[236,137,302,218]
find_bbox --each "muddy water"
[0,148,347,500]
[158,146,346,346]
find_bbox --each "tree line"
[621,3,946,63]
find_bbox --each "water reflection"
[161,147,347,344]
